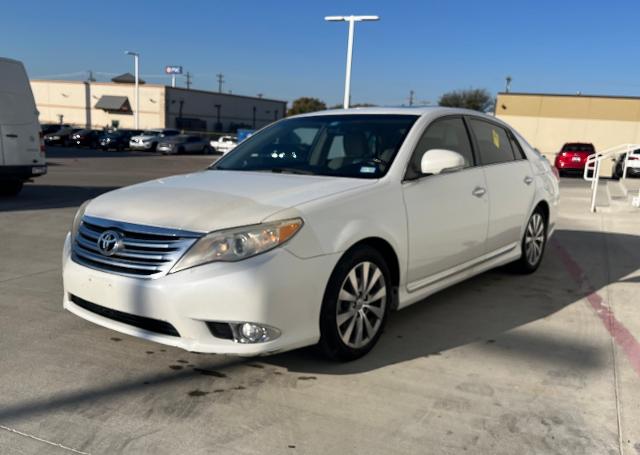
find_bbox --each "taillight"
[39,131,46,156]
[629,156,639,161]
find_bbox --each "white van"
[0,57,46,196]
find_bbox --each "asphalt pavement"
[0,148,639,454]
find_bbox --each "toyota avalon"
[62,108,559,361]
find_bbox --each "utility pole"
[216,73,224,93]
[408,90,415,107]
[185,72,192,89]
[324,15,380,109]
[505,76,512,93]
[125,51,140,129]
[87,70,96,82]
[214,104,221,131]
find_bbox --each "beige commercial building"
[31,78,287,132]
[496,92,640,175]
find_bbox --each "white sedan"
[62,108,559,361]
[209,135,237,154]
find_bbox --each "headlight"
[70,200,91,241]
[50,135,60,140]
[171,218,303,273]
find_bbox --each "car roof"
[292,106,495,119]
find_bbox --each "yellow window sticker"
[492,129,500,149]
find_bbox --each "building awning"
[111,72,145,84]
[95,95,131,112]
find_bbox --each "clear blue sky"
[2,0,640,106]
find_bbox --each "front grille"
[71,215,201,278]
[70,294,180,337]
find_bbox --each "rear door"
[0,59,41,167]
[467,117,536,254]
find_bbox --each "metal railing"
[583,143,639,212]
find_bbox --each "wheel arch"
[340,236,401,309]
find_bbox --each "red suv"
[554,143,596,176]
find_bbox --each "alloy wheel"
[524,213,545,266]
[336,261,387,349]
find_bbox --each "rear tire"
[0,180,24,197]
[509,207,547,274]
[318,246,391,361]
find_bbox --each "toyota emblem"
[97,230,122,256]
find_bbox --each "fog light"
[231,322,281,344]
[241,323,264,342]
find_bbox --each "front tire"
[510,208,547,274]
[318,246,391,361]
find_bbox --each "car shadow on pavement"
[267,229,639,375]
[0,229,636,424]
[0,185,117,212]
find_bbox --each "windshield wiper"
[267,167,316,175]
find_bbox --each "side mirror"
[420,149,466,175]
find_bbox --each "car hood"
[85,170,376,232]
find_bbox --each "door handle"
[472,187,486,198]
[5,134,17,138]
[524,176,533,185]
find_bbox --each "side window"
[406,117,474,179]
[508,132,527,160]
[327,135,345,159]
[468,119,515,165]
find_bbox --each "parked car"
[70,129,101,148]
[41,124,61,135]
[0,57,47,196]
[210,135,237,154]
[43,124,74,146]
[612,148,640,179]
[97,130,137,151]
[129,129,180,152]
[157,135,209,154]
[554,142,596,176]
[63,107,559,360]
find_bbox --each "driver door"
[401,116,489,288]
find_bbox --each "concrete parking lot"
[1,148,639,454]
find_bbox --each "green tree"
[438,88,494,112]
[287,97,327,116]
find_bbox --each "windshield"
[211,114,418,178]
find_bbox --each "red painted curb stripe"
[552,239,640,377]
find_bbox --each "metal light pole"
[325,15,379,109]
[125,51,140,129]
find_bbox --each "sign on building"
[164,66,183,75]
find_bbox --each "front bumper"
[129,141,153,150]
[62,234,337,355]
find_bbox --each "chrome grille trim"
[71,215,203,279]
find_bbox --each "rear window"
[562,143,595,153]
